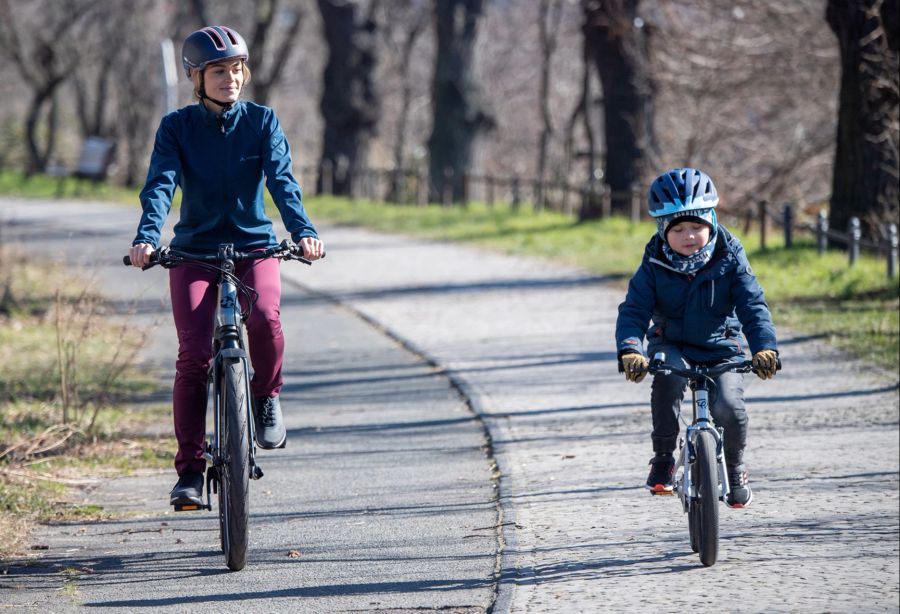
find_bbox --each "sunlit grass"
[306,196,899,370]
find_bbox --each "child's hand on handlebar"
[129,243,154,268]
[298,236,325,261]
[751,349,778,379]
[621,353,649,383]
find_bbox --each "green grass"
[1,169,897,369]
[305,195,899,371]
[0,169,140,204]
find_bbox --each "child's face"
[666,221,711,256]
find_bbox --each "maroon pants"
[168,257,284,474]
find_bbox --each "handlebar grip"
[123,255,132,266]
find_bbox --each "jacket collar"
[196,100,243,134]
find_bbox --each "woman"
[129,26,324,506]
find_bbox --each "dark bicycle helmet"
[647,168,719,218]
[182,26,249,78]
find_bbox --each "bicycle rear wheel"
[218,358,251,571]
[692,430,720,566]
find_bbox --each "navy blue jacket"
[133,101,317,252]
[616,227,778,363]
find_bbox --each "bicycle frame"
[203,244,264,511]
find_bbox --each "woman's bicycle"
[641,352,780,567]
[124,240,312,571]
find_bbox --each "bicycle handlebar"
[123,240,321,269]
[634,352,782,380]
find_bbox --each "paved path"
[2,197,899,612]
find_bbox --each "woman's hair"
[190,60,252,101]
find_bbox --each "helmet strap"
[198,70,239,114]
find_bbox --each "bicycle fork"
[674,386,731,512]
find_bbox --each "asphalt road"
[1,196,898,613]
[0,199,497,613]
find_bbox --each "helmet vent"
[202,27,226,50]
[222,27,239,46]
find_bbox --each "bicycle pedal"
[173,503,208,512]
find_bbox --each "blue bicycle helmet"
[647,168,719,218]
[182,26,249,78]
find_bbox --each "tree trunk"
[581,0,655,219]
[316,0,379,196]
[536,0,563,211]
[826,0,899,235]
[427,0,493,204]
[387,5,427,203]
[249,0,304,107]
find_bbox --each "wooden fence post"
[630,183,641,223]
[848,217,861,266]
[601,183,611,218]
[783,203,793,248]
[817,210,828,254]
[416,167,427,206]
[461,172,469,208]
[758,199,768,250]
[442,166,453,206]
[511,176,521,211]
[887,223,898,278]
[486,176,495,207]
[321,159,333,196]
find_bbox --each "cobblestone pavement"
[290,224,899,614]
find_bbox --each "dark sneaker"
[169,471,204,506]
[646,453,675,494]
[254,395,286,449]
[726,463,753,508]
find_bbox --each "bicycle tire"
[219,358,251,571]
[688,497,701,553]
[693,430,720,566]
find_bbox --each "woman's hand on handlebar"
[298,236,324,261]
[129,243,154,268]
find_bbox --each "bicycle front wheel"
[692,430,720,566]
[218,358,251,571]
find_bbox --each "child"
[615,167,778,508]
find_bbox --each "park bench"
[46,136,116,197]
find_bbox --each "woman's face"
[203,59,244,104]
[666,221,711,256]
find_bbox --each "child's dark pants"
[647,343,748,465]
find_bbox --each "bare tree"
[315,0,380,196]
[114,0,167,187]
[248,0,305,106]
[535,0,564,210]
[826,0,899,233]
[427,0,494,203]
[581,0,655,219]
[378,0,429,202]
[0,0,99,175]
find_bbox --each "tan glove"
[621,353,649,383]
[752,349,778,380]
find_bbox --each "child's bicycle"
[640,352,780,567]
[124,240,314,571]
